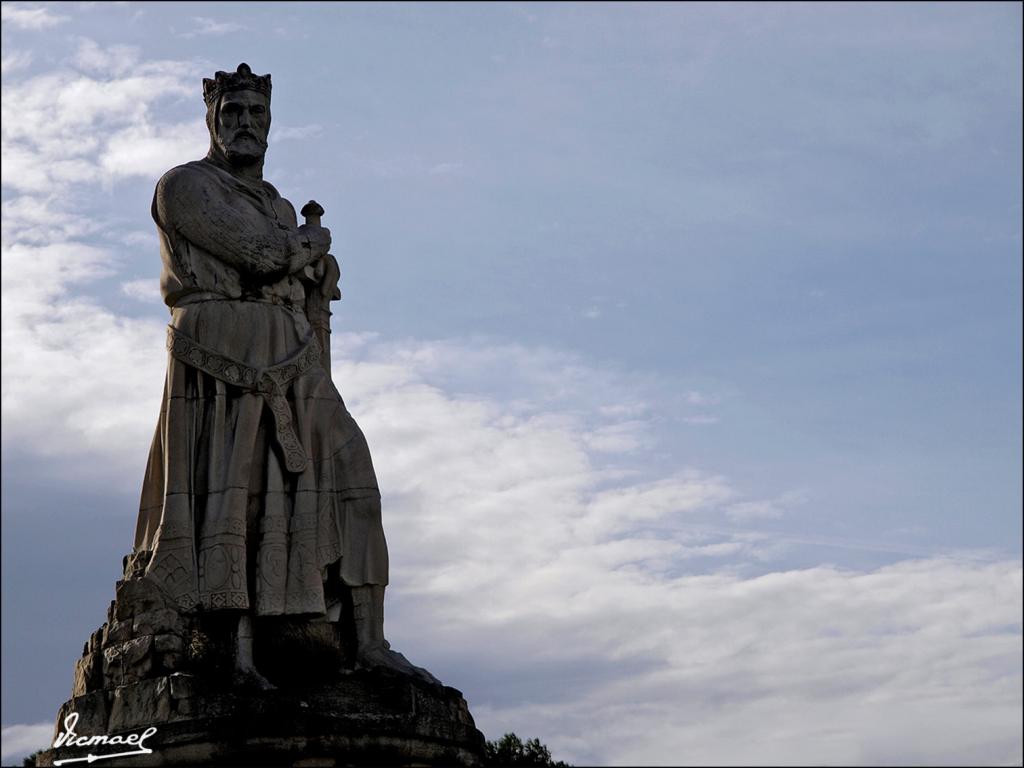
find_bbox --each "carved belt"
[166,326,321,474]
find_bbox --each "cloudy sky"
[1,2,1021,765]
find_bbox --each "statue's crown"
[203,63,272,107]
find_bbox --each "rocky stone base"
[36,667,485,766]
[40,560,485,766]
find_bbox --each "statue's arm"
[154,167,328,279]
[275,194,334,279]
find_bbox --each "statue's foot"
[357,643,441,686]
[232,665,276,691]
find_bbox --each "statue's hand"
[302,253,341,300]
[299,223,332,253]
[319,253,342,301]
[289,224,332,273]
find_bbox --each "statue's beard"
[216,131,268,165]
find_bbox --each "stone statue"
[128,62,432,688]
[39,64,484,767]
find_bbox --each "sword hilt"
[300,200,324,228]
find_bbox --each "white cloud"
[599,401,649,418]
[272,124,324,142]
[117,230,157,248]
[99,120,208,179]
[72,37,141,77]
[726,499,784,520]
[1,49,33,74]
[439,557,1022,766]
[429,161,465,176]
[120,278,161,302]
[0,240,114,308]
[583,420,646,453]
[685,390,720,406]
[683,414,719,425]
[1,47,205,194]
[1,723,53,764]
[680,390,722,424]
[0,196,101,243]
[177,16,246,38]
[0,3,68,29]
[0,236,166,484]
[726,489,809,521]
[580,471,733,538]
[78,1,131,9]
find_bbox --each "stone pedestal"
[38,571,485,766]
[36,668,485,766]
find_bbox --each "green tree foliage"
[484,732,571,767]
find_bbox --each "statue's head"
[203,63,272,167]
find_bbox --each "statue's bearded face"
[213,89,270,165]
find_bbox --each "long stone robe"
[133,158,388,616]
